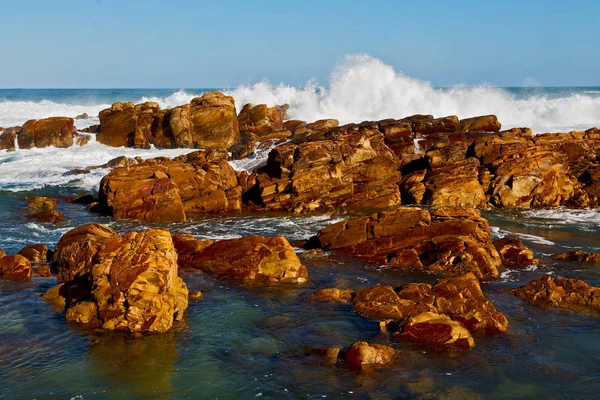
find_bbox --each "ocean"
[1,55,600,399]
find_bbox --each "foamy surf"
[1,55,599,133]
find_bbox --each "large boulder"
[97,102,159,148]
[511,276,600,315]
[50,226,188,333]
[0,254,32,280]
[187,92,239,149]
[493,237,538,266]
[191,235,308,284]
[99,149,241,222]
[0,127,18,151]
[53,223,118,282]
[15,117,75,149]
[312,207,501,279]
[344,341,396,371]
[237,103,284,137]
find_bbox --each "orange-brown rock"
[26,196,64,223]
[75,135,91,147]
[238,103,284,137]
[551,250,600,265]
[313,208,501,279]
[18,243,51,264]
[394,311,475,351]
[17,119,36,149]
[0,249,5,259]
[98,102,159,148]
[459,115,501,133]
[414,115,459,136]
[191,235,308,284]
[511,276,600,315]
[34,265,52,277]
[99,149,241,222]
[252,130,401,213]
[306,119,339,132]
[0,254,32,280]
[187,92,239,149]
[33,117,76,148]
[353,285,432,320]
[53,223,118,282]
[171,234,213,270]
[0,127,18,151]
[312,288,355,303]
[344,341,396,371]
[493,237,538,266]
[432,273,508,335]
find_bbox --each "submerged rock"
[312,207,501,279]
[394,311,475,351]
[312,288,355,303]
[26,196,64,223]
[191,235,308,285]
[344,341,397,371]
[511,276,600,315]
[18,243,51,265]
[551,250,600,265]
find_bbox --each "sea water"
[1,55,600,399]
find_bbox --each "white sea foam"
[0,137,197,192]
[0,100,107,129]
[520,208,600,229]
[490,226,555,246]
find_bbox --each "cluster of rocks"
[0,117,89,151]
[0,243,52,280]
[25,196,65,223]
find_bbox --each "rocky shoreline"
[1,91,600,377]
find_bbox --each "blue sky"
[0,0,599,88]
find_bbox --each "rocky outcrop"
[48,225,188,333]
[311,207,501,279]
[171,234,213,270]
[99,149,241,222]
[247,129,402,213]
[0,254,32,280]
[551,250,600,265]
[97,92,239,150]
[237,103,284,137]
[344,342,397,371]
[511,276,600,315]
[191,235,308,284]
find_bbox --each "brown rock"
[75,113,89,120]
[432,273,508,335]
[511,276,600,315]
[99,150,241,222]
[75,135,91,146]
[187,92,240,149]
[192,235,308,284]
[189,290,203,301]
[43,283,67,308]
[18,244,51,264]
[353,285,432,320]
[414,115,459,136]
[314,207,501,279]
[395,311,475,351]
[459,115,501,133]
[61,229,189,332]
[344,341,396,371]
[238,103,284,137]
[0,127,19,151]
[28,196,57,211]
[493,237,538,266]
[26,196,64,223]
[98,102,145,147]
[0,249,5,259]
[551,250,600,265]
[34,117,76,148]
[312,288,355,303]
[306,119,339,132]
[17,119,37,149]
[0,254,32,280]
[34,265,52,277]
[53,223,118,282]
[171,234,213,270]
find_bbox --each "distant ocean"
[1,55,599,133]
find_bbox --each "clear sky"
[1,0,599,88]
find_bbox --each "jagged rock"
[344,341,396,371]
[459,115,501,133]
[551,250,600,265]
[53,223,118,282]
[18,244,51,264]
[15,117,76,149]
[313,207,501,279]
[394,311,475,351]
[493,237,538,266]
[191,235,308,284]
[306,119,339,132]
[0,127,19,151]
[34,265,52,277]
[97,102,159,148]
[53,228,188,333]
[312,288,355,303]
[26,196,64,223]
[238,103,284,137]
[75,135,91,146]
[171,234,213,270]
[0,254,32,280]
[353,285,433,320]
[511,276,600,315]
[99,149,241,222]
[230,131,257,160]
